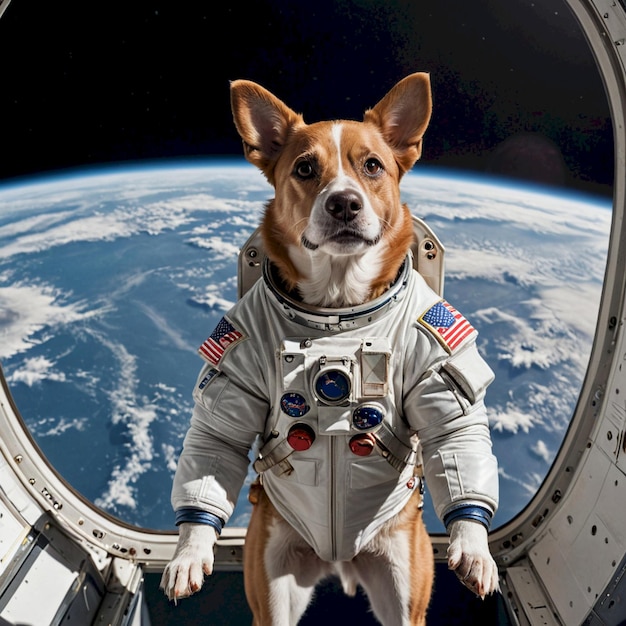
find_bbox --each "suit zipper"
[330,436,337,561]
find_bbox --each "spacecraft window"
[0,0,613,532]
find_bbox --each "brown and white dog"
[161,73,499,625]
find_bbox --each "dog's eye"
[294,160,315,179]
[364,158,383,177]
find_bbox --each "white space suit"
[171,257,499,562]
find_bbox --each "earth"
[0,161,611,533]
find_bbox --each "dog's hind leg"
[350,496,434,625]
[244,482,326,625]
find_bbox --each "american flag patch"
[198,317,245,366]
[419,300,476,352]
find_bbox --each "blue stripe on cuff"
[443,505,492,532]
[175,508,225,535]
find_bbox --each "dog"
[160,73,500,625]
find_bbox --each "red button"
[349,434,376,456]
[287,425,315,451]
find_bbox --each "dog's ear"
[364,72,432,174]
[230,80,304,183]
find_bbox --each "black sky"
[0,0,614,196]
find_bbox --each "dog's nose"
[325,191,362,222]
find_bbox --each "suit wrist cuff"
[175,508,225,535]
[443,504,492,532]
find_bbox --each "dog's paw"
[160,523,218,602]
[447,519,500,599]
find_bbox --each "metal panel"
[585,551,626,625]
[0,543,78,623]
[504,563,561,626]
[528,450,626,623]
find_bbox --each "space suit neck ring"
[262,255,412,332]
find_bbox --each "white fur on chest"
[288,244,384,307]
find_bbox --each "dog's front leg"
[447,519,500,598]
[160,522,218,602]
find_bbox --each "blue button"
[353,404,384,430]
[280,393,310,417]
[314,369,351,404]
